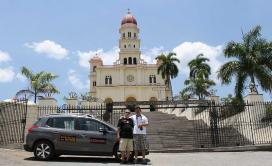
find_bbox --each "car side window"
[47,117,75,130]
[78,118,106,132]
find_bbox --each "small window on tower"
[128,57,132,64]
[123,33,125,38]
[124,58,127,65]
[124,45,126,48]
[133,45,135,48]
[128,32,131,38]
[134,33,136,38]
[133,57,137,64]
[93,66,96,72]
[93,81,96,86]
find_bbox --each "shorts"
[119,138,133,151]
[133,134,149,151]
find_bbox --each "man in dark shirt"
[117,109,134,164]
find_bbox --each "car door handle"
[81,134,87,137]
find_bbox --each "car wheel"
[33,140,54,161]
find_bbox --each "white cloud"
[0,67,15,82]
[68,69,88,90]
[15,73,27,82]
[0,50,11,63]
[141,46,165,64]
[78,47,119,68]
[173,42,224,83]
[25,40,69,60]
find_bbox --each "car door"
[78,118,115,153]
[47,117,78,152]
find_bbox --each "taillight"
[28,125,38,133]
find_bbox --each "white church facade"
[89,11,171,103]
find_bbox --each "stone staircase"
[144,111,195,151]
[143,111,251,151]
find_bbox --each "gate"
[193,101,272,148]
[0,99,28,145]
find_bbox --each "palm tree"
[156,52,180,98]
[181,77,215,100]
[181,54,215,100]
[16,66,59,103]
[218,25,272,101]
[188,53,211,79]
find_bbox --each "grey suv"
[24,114,123,160]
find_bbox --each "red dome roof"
[121,12,137,25]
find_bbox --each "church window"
[123,33,125,38]
[128,32,131,38]
[133,57,137,64]
[134,33,136,38]
[133,45,135,48]
[124,58,127,64]
[149,75,156,84]
[124,45,126,48]
[105,76,112,85]
[128,57,132,64]
[93,66,96,72]
[109,76,112,84]
[93,81,96,86]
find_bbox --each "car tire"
[33,140,54,161]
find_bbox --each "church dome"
[121,11,137,25]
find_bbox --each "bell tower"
[119,10,141,65]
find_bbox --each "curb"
[150,144,272,153]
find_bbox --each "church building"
[89,11,171,103]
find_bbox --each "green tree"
[156,52,180,98]
[188,53,211,79]
[181,54,215,100]
[218,25,272,101]
[16,66,59,103]
[181,77,215,100]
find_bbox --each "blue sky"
[0,0,271,103]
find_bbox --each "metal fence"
[0,100,28,145]
[193,101,272,148]
[37,104,125,126]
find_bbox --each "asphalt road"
[0,148,272,166]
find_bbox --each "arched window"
[109,76,112,84]
[133,57,137,64]
[128,32,131,38]
[93,66,96,72]
[134,33,136,38]
[105,76,112,85]
[124,58,127,65]
[149,75,156,84]
[124,45,126,48]
[105,77,108,84]
[122,33,125,38]
[93,81,96,86]
[133,45,135,48]
[128,57,132,64]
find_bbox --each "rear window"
[34,117,48,127]
[46,117,75,130]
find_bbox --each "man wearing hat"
[130,105,149,164]
[117,109,134,164]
